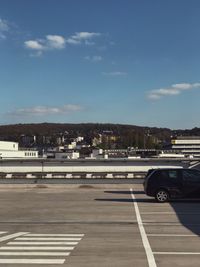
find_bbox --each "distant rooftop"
[175,136,200,140]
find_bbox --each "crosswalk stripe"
[0,259,65,264]
[0,232,7,235]
[25,234,84,237]
[0,232,29,243]
[0,252,70,256]
[0,246,74,250]
[16,237,81,241]
[8,242,78,245]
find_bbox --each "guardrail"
[0,172,146,179]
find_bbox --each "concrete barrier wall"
[0,159,187,174]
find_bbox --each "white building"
[55,151,80,159]
[170,136,200,156]
[0,141,38,159]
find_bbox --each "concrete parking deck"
[0,183,199,266]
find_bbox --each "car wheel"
[155,189,169,203]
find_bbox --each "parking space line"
[141,212,200,215]
[154,252,200,255]
[148,234,199,237]
[130,188,157,267]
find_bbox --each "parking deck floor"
[0,183,199,266]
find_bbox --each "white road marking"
[148,234,199,237]
[154,252,200,255]
[0,232,7,235]
[141,212,200,215]
[0,232,84,264]
[130,188,157,267]
[141,212,175,214]
[0,259,65,264]
[0,232,29,243]
[8,242,78,245]
[143,223,185,225]
[25,234,84,237]
[16,237,81,241]
[189,162,200,169]
[0,252,70,256]
[0,246,74,250]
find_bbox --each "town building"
[169,136,200,157]
[0,141,38,159]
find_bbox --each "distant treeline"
[0,123,200,149]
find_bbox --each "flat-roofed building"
[170,136,200,156]
[0,141,38,159]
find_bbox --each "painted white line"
[130,188,157,267]
[16,237,81,241]
[148,234,199,237]
[0,259,65,264]
[189,162,200,169]
[0,252,70,256]
[140,214,174,216]
[8,241,78,245]
[0,232,7,235]
[143,223,185,226]
[0,246,74,250]
[154,252,200,255]
[25,234,84,237]
[0,232,29,243]
[141,212,200,215]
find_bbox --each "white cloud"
[102,71,127,76]
[24,35,66,55]
[46,35,66,49]
[148,82,200,100]
[66,31,101,45]
[85,55,103,62]
[25,31,101,55]
[7,105,83,117]
[24,40,45,50]
[0,18,9,39]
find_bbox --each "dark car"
[143,168,200,202]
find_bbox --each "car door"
[182,169,200,197]
[161,170,183,198]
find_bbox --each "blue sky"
[0,0,200,129]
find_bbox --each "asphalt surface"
[0,183,199,266]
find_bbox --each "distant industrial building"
[170,136,200,156]
[0,141,38,159]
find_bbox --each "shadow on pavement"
[96,190,200,236]
[104,190,144,195]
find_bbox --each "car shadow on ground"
[95,190,200,236]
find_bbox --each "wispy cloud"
[66,32,101,45]
[102,71,127,76]
[24,35,66,54]
[147,82,200,100]
[6,104,83,117]
[84,55,103,62]
[25,31,101,55]
[0,18,9,39]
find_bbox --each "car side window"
[168,170,178,179]
[182,170,200,183]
